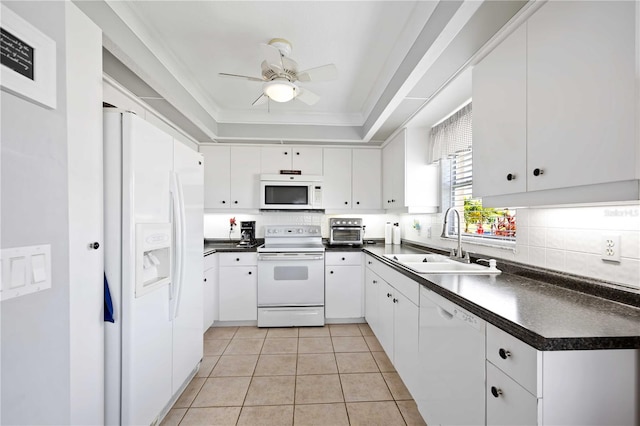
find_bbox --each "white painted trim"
[66,3,104,423]
[0,4,57,109]
[103,74,200,150]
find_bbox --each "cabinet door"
[325,265,363,319]
[472,24,527,197]
[230,146,261,208]
[323,148,353,209]
[219,266,257,321]
[364,267,381,336]
[526,1,636,192]
[486,362,538,426]
[383,132,405,209]
[352,149,381,209]
[377,281,395,361]
[393,292,419,396]
[260,147,292,174]
[203,266,217,332]
[292,147,323,175]
[200,145,230,208]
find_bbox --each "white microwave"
[260,174,323,210]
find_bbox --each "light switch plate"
[1,244,51,301]
[601,234,621,263]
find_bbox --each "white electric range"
[257,225,325,327]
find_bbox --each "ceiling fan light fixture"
[264,79,296,102]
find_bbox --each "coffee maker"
[237,221,257,248]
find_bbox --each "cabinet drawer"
[326,252,362,266]
[219,252,257,266]
[487,324,540,397]
[204,252,217,270]
[486,361,538,426]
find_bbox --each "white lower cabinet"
[486,362,538,426]
[364,266,380,334]
[486,323,638,426]
[391,290,418,393]
[218,253,257,321]
[203,253,218,332]
[325,252,363,320]
[364,255,420,398]
[364,254,639,426]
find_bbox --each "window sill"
[441,234,516,251]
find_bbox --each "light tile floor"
[161,323,427,426]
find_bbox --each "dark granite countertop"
[204,239,263,255]
[363,244,640,351]
[324,238,385,252]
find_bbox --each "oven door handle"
[331,227,362,230]
[258,253,325,261]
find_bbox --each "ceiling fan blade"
[219,72,264,82]
[252,93,268,106]
[295,88,320,106]
[260,43,284,71]
[297,64,338,82]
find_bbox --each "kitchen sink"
[401,261,501,275]
[383,253,450,263]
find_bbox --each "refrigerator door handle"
[170,172,187,319]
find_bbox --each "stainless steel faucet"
[441,207,469,262]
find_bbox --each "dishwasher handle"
[437,306,454,320]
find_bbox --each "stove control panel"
[329,218,363,227]
[265,225,321,237]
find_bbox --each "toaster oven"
[329,218,363,246]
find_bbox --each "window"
[432,102,516,243]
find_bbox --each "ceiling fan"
[219,38,338,106]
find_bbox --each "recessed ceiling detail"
[75,0,528,145]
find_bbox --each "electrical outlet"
[601,234,621,263]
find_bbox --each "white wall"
[1,2,104,424]
[402,203,640,290]
[1,2,71,424]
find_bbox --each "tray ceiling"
[75,0,528,145]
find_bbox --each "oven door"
[257,252,325,306]
[329,227,363,245]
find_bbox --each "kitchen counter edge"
[363,245,640,351]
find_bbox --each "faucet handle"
[477,258,497,269]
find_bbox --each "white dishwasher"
[416,286,486,426]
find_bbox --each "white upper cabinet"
[352,149,382,210]
[382,128,439,212]
[472,25,527,198]
[323,148,382,211]
[323,148,353,209]
[200,145,230,208]
[260,146,323,175]
[229,146,261,208]
[382,131,406,209]
[473,1,639,205]
[200,145,261,209]
[526,1,636,192]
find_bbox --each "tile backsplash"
[204,212,399,241]
[402,202,640,290]
[204,203,639,290]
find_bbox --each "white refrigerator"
[104,111,204,425]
